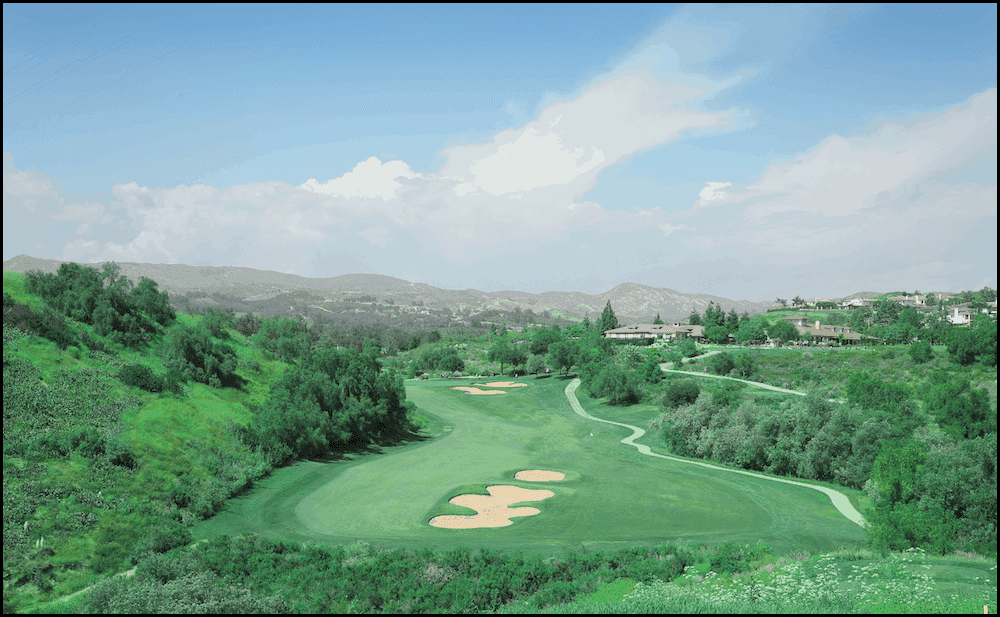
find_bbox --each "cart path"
[564,378,866,528]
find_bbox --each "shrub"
[710,352,735,375]
[663,379,700,409]
[118,363,165,393]
[235,312,264,337]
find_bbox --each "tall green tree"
[546,341,577,375]
[652,312,664,325]
[596,301,620,334]
[487,338,513,374]
[725,308,740,333]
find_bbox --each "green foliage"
[438,353,465,373]
[530,325,564,355]
[709,541,772,575]
[235,312,264,337]
[706,325,729,344]
[733,352,758,379]
[652,312,664,325]
[546,340,577,375]
[201,307,236,339]
[157,322,240,389]
[527,353,546,375]
[688,310,702,326]
[641,355,664,384]
[250,316,311,364]
[946,316,997,366]
[845,371,912,415]
[596,301,620,334]
[675,338,699,358]
[767,319,799,344]
[612,343,645,370]
[117,363,166,393]
[589,362,642,405]
[662,379,700,409]
[921,375,993,439]
[734,318,767,345]
[2,298,79,350]
[908,340,933,363]
[243,345,417,463]
[709,352,736,376]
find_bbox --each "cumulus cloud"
[299,156,421,201]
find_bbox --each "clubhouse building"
[603,323,705,342]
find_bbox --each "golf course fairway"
[194,375,865,557]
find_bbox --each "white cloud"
[438,69,744,202]
[689,89,997,221]
[299,156,421,201]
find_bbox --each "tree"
[706,325,730,345]
[703,301,725,328]
[734,318,767,345]
[800,331,813,346]
[596,301,620,334]
[725,308,740,333]
[530,326,564,356]
[792,295,805,308]
[653,312,664,325]
[526,354,546,375]
[873,299,903,328]
[487,338,513,374]
[688,310,702,326]
[546,341,577,376]
[581,313,592,331]
[775,298,787,309]
[767,319,799,345]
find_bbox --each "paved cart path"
[564,378,866,528]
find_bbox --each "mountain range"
[4,254,827,325]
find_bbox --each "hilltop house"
[780,316,863,345]
[946,302,997,325]
[603,323,705,342]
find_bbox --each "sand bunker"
[451,386,506,395]
[514,470,565,481]
[473,381,528,388]
[429,485,555,529]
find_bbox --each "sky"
[3,3,996,301]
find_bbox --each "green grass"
[193,374,864,559]
[491,547,997,614]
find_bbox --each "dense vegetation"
[3,263,995,613]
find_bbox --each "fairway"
[194,375,864,557]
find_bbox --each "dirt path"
[564,378,866,528]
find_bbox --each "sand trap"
[429,485,555,529]
[473,381,528,388]
[451,386,506,395]
[514,470,565,481]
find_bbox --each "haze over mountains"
[4,254,862,325]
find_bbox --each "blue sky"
[3,3,996,301]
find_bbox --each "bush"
[118,363,165,393]
[908,340,933,363]
[663,379,700,409]
[710,352,735,376]
[235,312,264,337]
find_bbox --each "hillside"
[4,254,774,325]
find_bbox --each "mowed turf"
[194,375,864,557]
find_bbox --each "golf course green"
[194,374,864,557]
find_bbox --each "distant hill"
[5,254,782,324]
